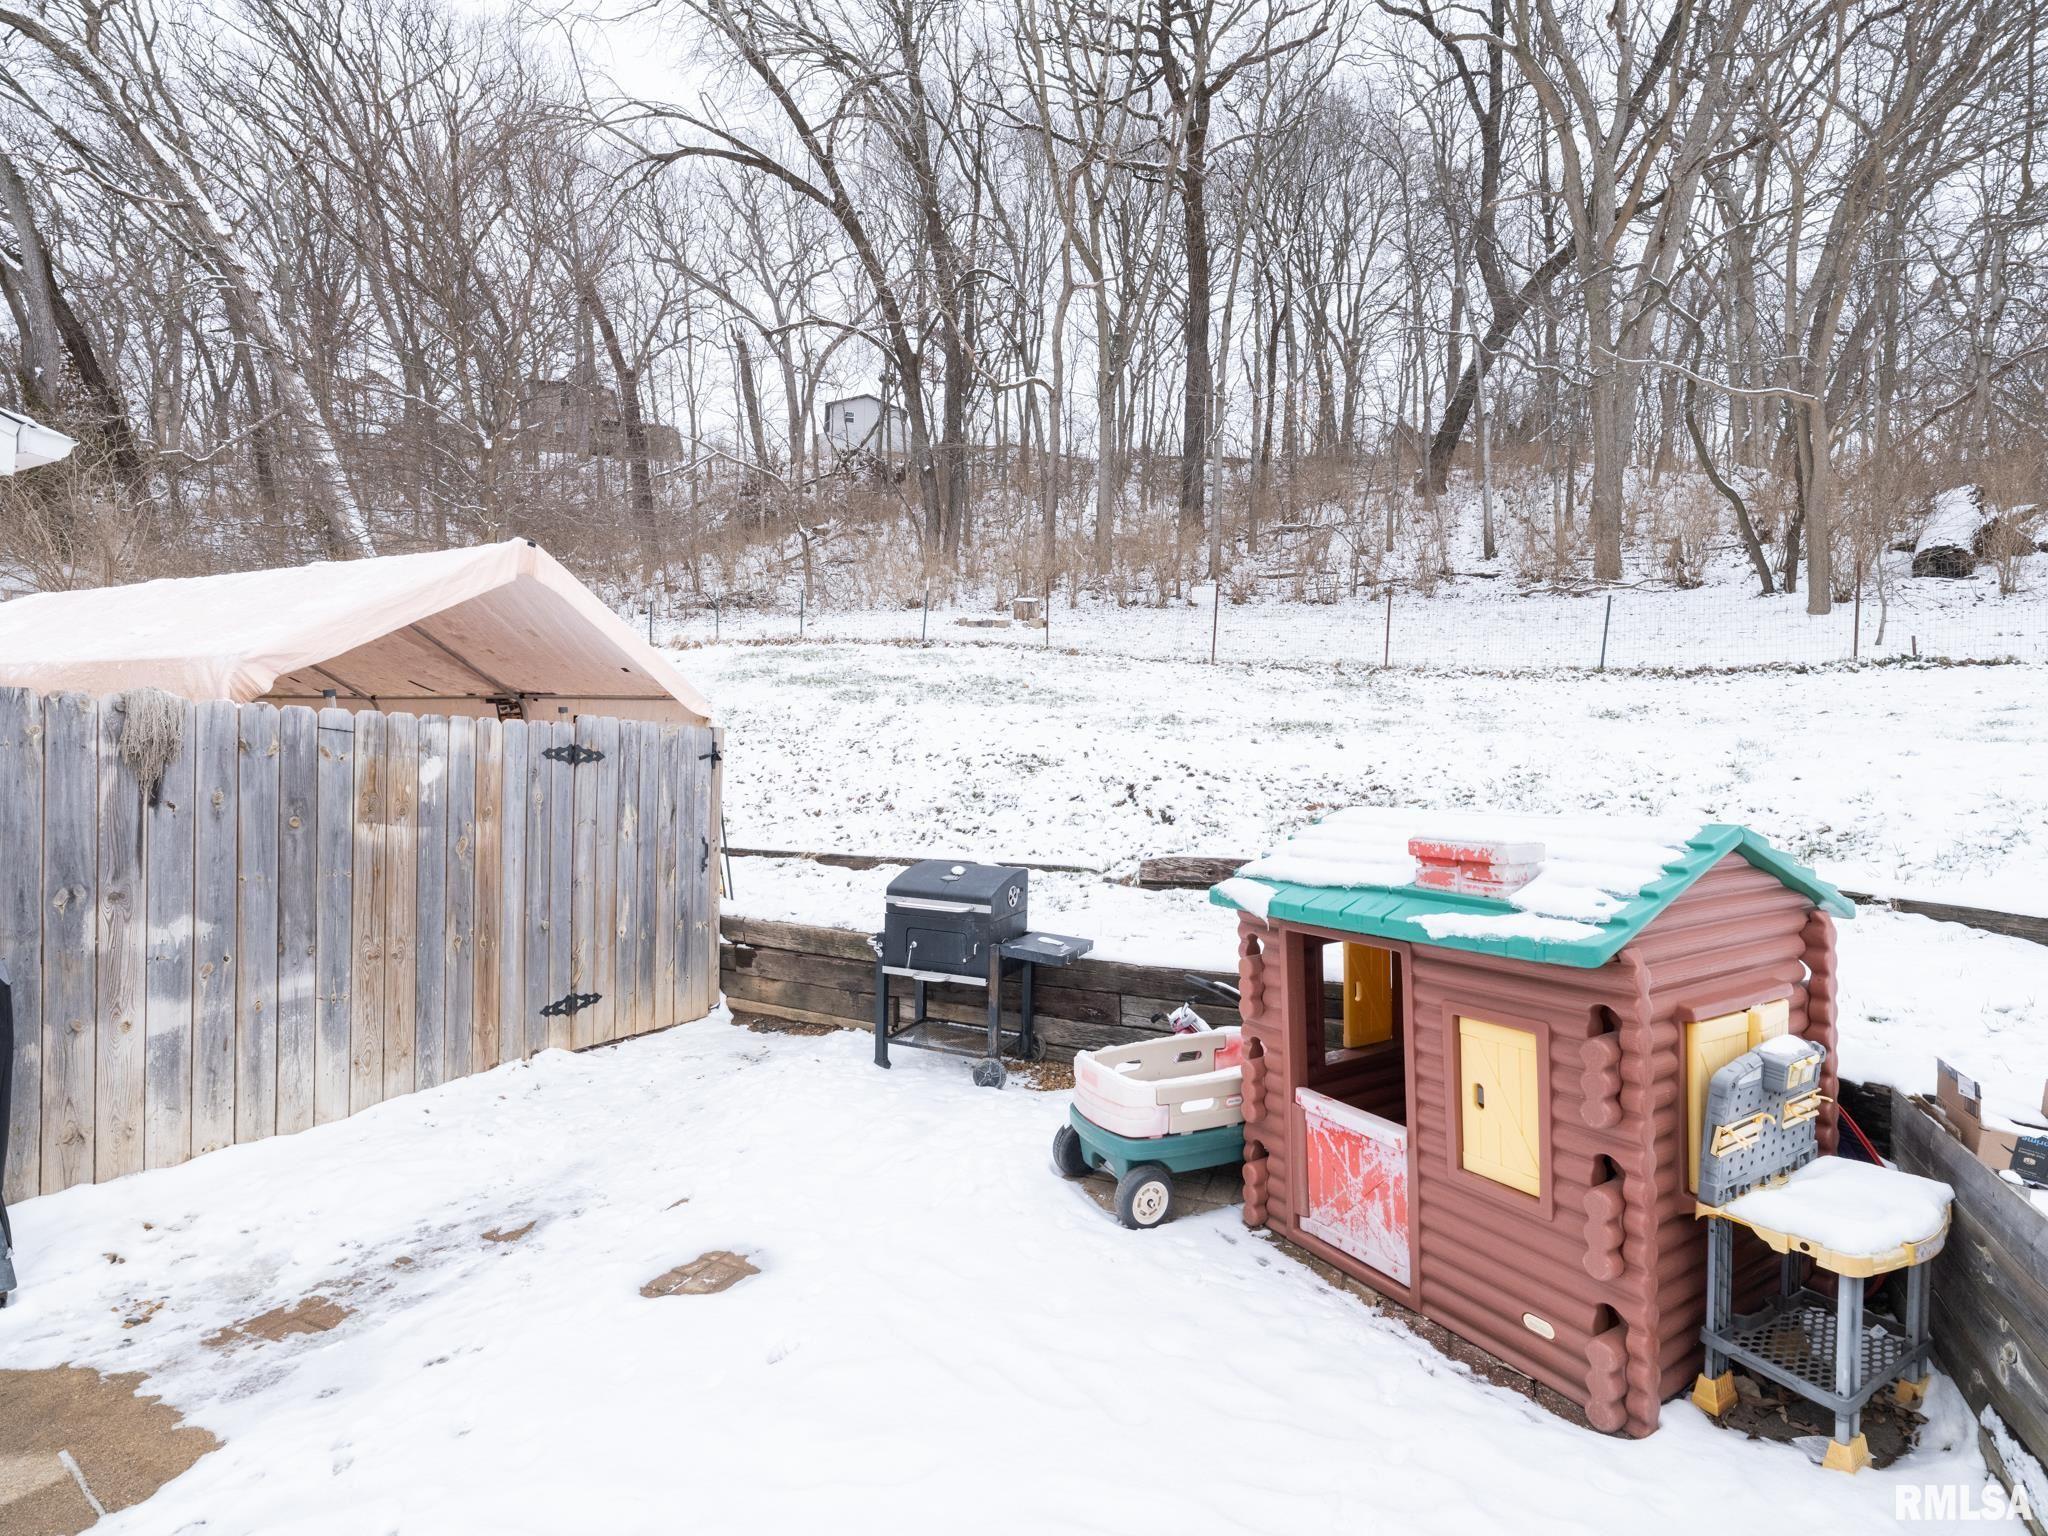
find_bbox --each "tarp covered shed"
[0,539,710,724]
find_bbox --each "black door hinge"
[541,991,602,1018]
[543,743,604,766]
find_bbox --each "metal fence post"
[1382,586,1393,667]
[1598,595,1614,671]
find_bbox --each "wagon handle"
[1183,975,1241,1004]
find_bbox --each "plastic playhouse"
[1202,808,1881,1440]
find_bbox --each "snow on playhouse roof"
[0,539,711,724]
[1210,808,1853,968]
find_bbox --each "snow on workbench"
[1718,1156,1954,1257]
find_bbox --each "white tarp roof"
[0,539,711,724]
[0,407,75,475]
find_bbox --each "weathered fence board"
[314,708,353,1125]
[0,689,42,1205]
[143,697,196,1170]
[95,700,146,1181]
[446,715,476,1082]
[547,721,575,1051]
[1893,1091,2048,1479]
[349,708,388,1114]
[414,714,449,1089]
[638,722,662,1039]
[522,720,552,1063]
[0,690,719,1200]
[192,701,239,1157]
[43,693,98,1192]
[384,712,420,1099]
[590,715,620,1046]
[235,703,281,1145]
[276,706,318,1137]
[496,719,528,1069]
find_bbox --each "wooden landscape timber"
[0,687,723,1203]
[718,914,1342,1059]
[1892,1089,2048,1508]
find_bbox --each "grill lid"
[886,860,1025,907]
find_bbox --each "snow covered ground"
[0,1020,2005,1533]
[685,624,2048,1112]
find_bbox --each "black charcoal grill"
[872,861,1092,1087]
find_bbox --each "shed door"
[1458,1017,1541,1196]
[1298,1088,1410,1285]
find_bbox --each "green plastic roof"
[1208,822,1853,969]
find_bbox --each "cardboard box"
[1934,1059,2027,1175]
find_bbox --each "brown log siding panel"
[1635,858,1829,1416]
[1231,856,1825,1440]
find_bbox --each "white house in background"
[819,392,909,462]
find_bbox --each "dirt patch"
[1017,1058,1075,1092]
[203,1294,352,1350]
[641,1250,759,1298]
[0,1366,219,1534]
[482,1220,536,1245]
[1719,1372,1921,1467]
[737,1011,844,1038]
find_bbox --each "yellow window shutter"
[1747,998,1789,1046]
[1686,1011,1754,1193]
[1343,944,1395,1048]
[1459,1017,1541,1196]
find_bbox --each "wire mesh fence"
[661,582,2048,673]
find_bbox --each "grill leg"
[1020,961,1036,1060]
[873,952,890,1069]
[986,948,1002,1061]
[914,978,927,1025]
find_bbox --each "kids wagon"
[1054,1028,1246,1229]
[1210,809,1854,1439]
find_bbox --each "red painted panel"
[1298,1087,1410,1286]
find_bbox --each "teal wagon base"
[1067,1107,1244,1179]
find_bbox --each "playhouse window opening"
[1302,937,1407,1124]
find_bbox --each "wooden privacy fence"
[0,688,722,1203]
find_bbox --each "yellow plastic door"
[1342,944,1395,1048]
[1458,1017,1541,1196]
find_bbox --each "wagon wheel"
[1114,1164,1176,1230]
[972,1058,1006,1089]
[1051,1124,1091,1179]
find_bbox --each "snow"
[692,627,2048,1111]
[1213,875,1274,918]
[1232,805,1702,927]
[1716,1156,1953,1258]
[0,1020,1996,1532]
[1757,1033,1815,1064]
[1917,485,1986,556]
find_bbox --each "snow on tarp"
[0,539,711,723]
[1718,1155,1952,1259]
[1233,806,1701,940]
